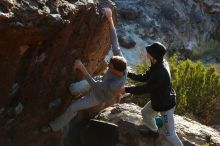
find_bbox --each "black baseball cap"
[145,42,167,62]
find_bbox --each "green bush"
[170,55,220,124]
[132,55,220,124]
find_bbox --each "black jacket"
[125,59,176,111]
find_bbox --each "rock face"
[0,0,115,146]
[112,0,220,67]
[1,0,219,146]
[96,103,220,146]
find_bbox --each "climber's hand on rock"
[74,59,84,70]
[104,8,114,28]
[104,8,112,20]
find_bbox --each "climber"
[40,7,127,132]
[119,42,184,146]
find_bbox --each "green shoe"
[155,116,163,128]
[40,125,52,133]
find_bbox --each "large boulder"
[0,0,115,146]
[118,35,136,49]
[95,103,220,146]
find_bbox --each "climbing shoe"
[155,116,163,128]
[40,125,52,133]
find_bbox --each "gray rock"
[191,11,204,24]
[118,35,136,49]
[120,7,139,20]
[160,6,180,22]
[95,103,220,146]
[203,0,220,13]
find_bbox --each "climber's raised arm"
[104,8,123,57]
[74,59,97,87]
